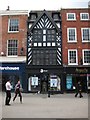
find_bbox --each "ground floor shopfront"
[26,65,90,94]
[1,63,26,92]
[1,64,90,93]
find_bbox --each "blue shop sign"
[0,63,25,73]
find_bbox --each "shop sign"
[0,66,19,71]
[75,68,88,73]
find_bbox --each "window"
[80,13,89,20]
[68,49,78,65]
[52,13,59,20]
[30,14,37,21]
[83,50,90,65]
[47,29,56,41]
[67,28,77,42]
[81,28,90,42]
[67,13,76,20]
[7,40,18,56]
[8,19,19,32]
[32,49,57,65]
[33,29,42,42]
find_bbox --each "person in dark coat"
[13,80,22,103]
[75,80,83,98]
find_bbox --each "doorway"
[40,74,48,93]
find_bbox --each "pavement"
[0,92,89,119]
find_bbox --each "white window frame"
[7,40,18,57]
[80,13,89,21]
[8,19,19,33]
[67,13,76,21]
[68,49,78,65]
[67,28,77,43]
[81,28,90,42]
[82,49,90,65]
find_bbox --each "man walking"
[5,80,12,105]
[13,80,22,103]
[75,80,83,98]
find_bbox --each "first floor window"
[7,40,18,56]
[81,28,90,42]
[83,50,90,65]
[67,28,77,42]
[8,19,19,32]
[68,49,77,65]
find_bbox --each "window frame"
[81,28,90,42]
[82,49,90,65]
[68,49,78,65]
[8,19,19,33]
[7,39,18,57]
[67,13,76,21]
[67,28,77,43]
[80,13,89,21]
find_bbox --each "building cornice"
[0,10,28,16]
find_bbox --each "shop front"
[26,66,63,94]
[0,63,26,92]
[63,66,90,93]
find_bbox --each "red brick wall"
[1,14,28,56]
[61,9,90,65]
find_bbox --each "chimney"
[6,6,10,11]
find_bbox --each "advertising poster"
[50,79,57,87]
[66,75,72,89]
[31,77,38,86]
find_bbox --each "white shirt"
[5,81,12,91]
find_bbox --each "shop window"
[88,76,90,90]
[8,19,19,32]
[28,76,40,92]
[66,75,73,90]
[50,75,61,91]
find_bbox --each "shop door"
[41,74,48,93]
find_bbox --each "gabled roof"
[28,10,60,33]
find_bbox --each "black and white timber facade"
[26,10,63,93]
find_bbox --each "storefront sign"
[75,68,88,73]
[0,66,19,70]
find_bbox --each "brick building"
[0,9,28,91]
[61,8,90,92]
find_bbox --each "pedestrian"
[75,80,83,98]
[5,80,12,106]
[13,80,22,103]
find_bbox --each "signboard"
[66,75,72,89]
[50,79,57,87]
[31,77,38,86]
